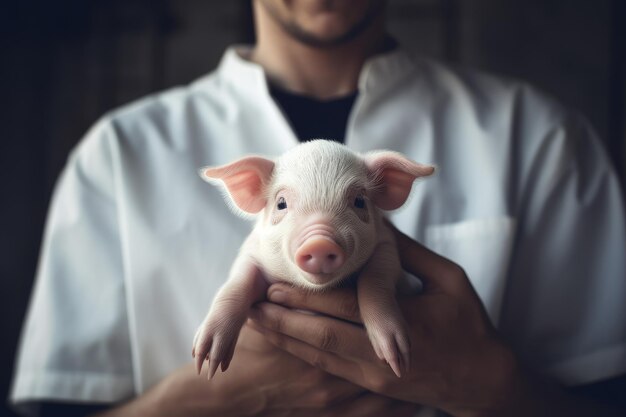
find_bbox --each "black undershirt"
[269,84,358,143]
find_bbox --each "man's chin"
[283,23,365,48]
[283,6,382,48]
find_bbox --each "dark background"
[1,1,625,416]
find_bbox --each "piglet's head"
[201,141,434,289]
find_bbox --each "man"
[10,1,626,416]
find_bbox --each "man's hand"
[249,227,513,416]
[92,324,419,417]
[249,227,624,417]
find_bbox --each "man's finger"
[248,320,363,380]
[249,302,373,360]
[267,283,363,324]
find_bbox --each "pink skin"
[295,236,345,275]
[193,141,434,379]
[294,222,346,283]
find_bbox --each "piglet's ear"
[364,151,435,210]
[200,156,275,214]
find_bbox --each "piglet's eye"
[277,197,287,210]
[354,195,366,209]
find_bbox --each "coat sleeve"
[500,108,626,386]
[10,117,134,413]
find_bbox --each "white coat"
[11,46,626,414]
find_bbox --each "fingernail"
[268,289,286,303]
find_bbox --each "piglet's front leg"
[358,242,411,378]
[192,255,268,379]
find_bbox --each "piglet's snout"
[295,236,345,275]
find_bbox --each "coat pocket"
[424,216,516,325]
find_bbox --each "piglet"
[192,140,434,379]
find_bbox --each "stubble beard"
[261,0,384,49]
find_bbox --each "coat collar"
[213,43,417,99]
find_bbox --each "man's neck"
[250,6,386,100]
